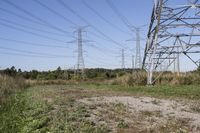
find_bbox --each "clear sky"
[0,0,198,71]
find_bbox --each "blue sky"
[0,0,198,71]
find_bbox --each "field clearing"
[1,84,200,132]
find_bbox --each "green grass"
[0,85,110,133]
[81,83,200,100]
[0,88,52,132]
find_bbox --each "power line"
[0,5,121,50]
[87,56,118,67]
[0,46,72,58]
[86,43,116,56]
[33,0,78,26]
[85,45,115,60]
[83,35,118,55]
[0,7,73,38]
[81,0,130,35]
[105,0,146,69]
[0,37,68,49]
[72,32,118,58]
[106,0,134,31]
[0,51,69,58]
[0,21,67,43]
[33,0,128,51]
[10,0,127,50]
[3,0,45,24]
[2,0,73,37]
[57,0,126,49]
[0,18,66,37]
[88,31,110,42]
[86,33,123,55]
[85,58,113,68]
[0,7,44,25]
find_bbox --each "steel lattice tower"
[132,55,135,70]
[143,0,200,85]
[77,28,85,78]
[135,28,142,69]
[121,49,125,69]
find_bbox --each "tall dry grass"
[111,71,147,86]
[111,71,200,86]
[157,72,200,85]
[0,74,29,103]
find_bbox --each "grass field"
[82,83,200,100]
[0,84,200,132]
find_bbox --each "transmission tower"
[143,0,200,85]
[127,27,144,69]
[76,27,85,78]
[176,47,180,76]
[173,47,180,75]
[135,28,142,69]
[132,55,135,70]
[121,49,125,70]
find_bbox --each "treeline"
[1,66,200,85]
[0,66,136,80]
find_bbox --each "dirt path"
[79,96,200,132]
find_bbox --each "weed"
[111,102,127,114]
[117,119,129,128]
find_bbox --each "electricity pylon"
[132,55,135,70]
[173,47,180,76]
[127,26,145,69]
[121,49,125,69]
[134,28,142,69]
[77,27,85,78]
[143,0,200,85]
[68,27,87,78]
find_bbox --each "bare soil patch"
[79,96,200,132]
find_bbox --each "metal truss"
[143,0,200,85]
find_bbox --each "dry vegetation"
[0,74,28,103]
[111,71,200,86]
